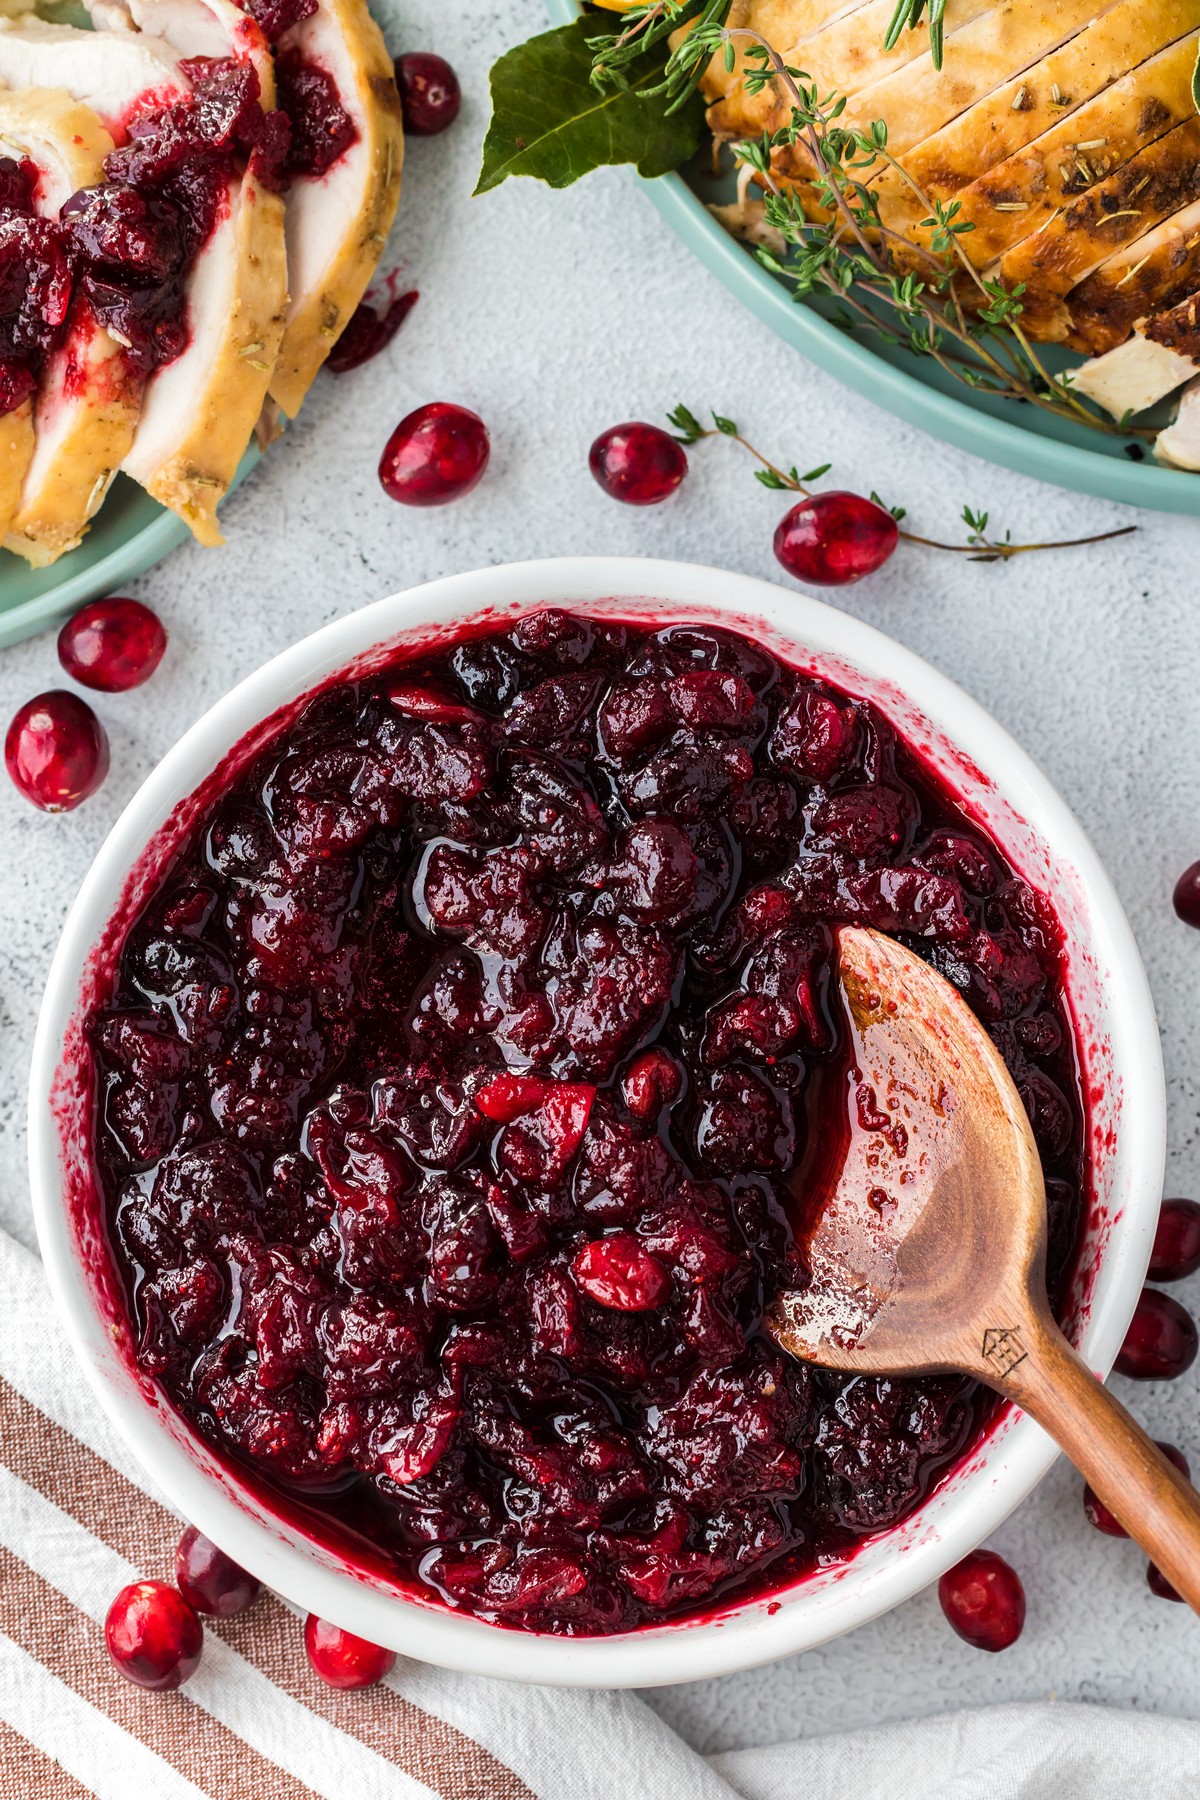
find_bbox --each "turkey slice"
[268,0,403,418]
[1069,329,1198,419]
[92,0,287,543]
[874,0,1197,230]
[901,32,1199,270]
[995,115,1200,341]
[1065,198,1200,355]
[0,85,136,565]
[0,89,113,542]
[702,0,1001,153]
[791,0,1109,186]
[1156,373,1200,469]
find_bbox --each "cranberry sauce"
[88,613,1085,1636]
[0,157,72,416]
[62,57,287,380]
[275,48,358,180]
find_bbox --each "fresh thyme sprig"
[586,0,733,110]
[669,405,1138,563]
[882,0,947,70]
[660,26,1152,441]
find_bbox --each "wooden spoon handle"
[995,1313,1200,1613]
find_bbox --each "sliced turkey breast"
[0,0,285,554]
[266,0,402,417]
[1156,372,1200,467]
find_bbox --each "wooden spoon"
[767,925,1200,1612]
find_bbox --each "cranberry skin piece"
[937,1550,1025,1652]
[6,690,109,811]
[774,492,899,587]
[304,1615,396,1689]
[1149,1199,1200,1283]
[175,1526,262,1617]
[1084,1441,1188,1536]
[58,597,167,692]
[105,1581,203,1691]
[589,422,688,507]
[394,52,461,136]
[1172,860,1200,929]
[572,1235,671,1311]
[379,403,489,507]
[1147,1562,1184,1602]
[1114,1288,1199,1380]
[326,290,417,375]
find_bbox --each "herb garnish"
[669,405,1138,563]
[663,25,1145,439]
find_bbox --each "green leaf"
[475,18,707,196]
[1193,39,1200,115]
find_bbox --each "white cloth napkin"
[3,1222,1197,1800]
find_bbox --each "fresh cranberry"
[175,1526,261,1616]
[1114,1288,1199,1380]
[105,1581,203,1690]
[303,1615,395,1689]
[6,690,109,811]
[327,290,417,374]
[589,423,688,506]
[1173,861,1200,928]
[58,598,167,692]
[378,402,490,506]
[1147,1562,1184,1602]
[774,492,899,587]
[572,1235,671,1310]
[937,1550,1025,1652]
[1149,1198,1200,1282]
[1084,1441,1188,1536]
[394,52,461,136]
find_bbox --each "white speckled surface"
[2,0,1199,1756]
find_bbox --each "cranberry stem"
[684,422,1138,562]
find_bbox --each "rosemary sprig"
[661,26,1153,441]
[670,405,1138,564]
[883,0,947,71]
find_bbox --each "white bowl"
[29,557,1164,1687]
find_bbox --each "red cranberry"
[105,1580,203,1691]
[774,492,899,587]
[57,598,167,692]
[6,690,109,811]
[1147,1562,1184,1602]
[937,1549,1025,1652]
[379,403,489,507]
[327,290,418,374]
[572,1235,671,1311]
[1114,1288,1199,1380]
[175,1526,261,1617]
[621,1047,683,1120]
[1149,1199,1200,1282]
[589,423,688,506]
[1173,860,1200,928]
[303,1614,396,1689]
[1084,1441,1188,1536]
[394,52,461,136]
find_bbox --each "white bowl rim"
[28,555,1165,1688]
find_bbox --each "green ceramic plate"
[545,0,1200,518]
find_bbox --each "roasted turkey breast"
[699,0,1200,356]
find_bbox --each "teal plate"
[0,450,259,649]
[545,0,1200,518]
